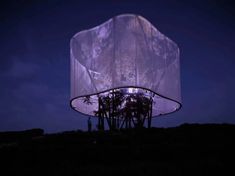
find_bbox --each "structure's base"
[95,87,153,130]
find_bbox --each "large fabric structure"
[70,14,181,121]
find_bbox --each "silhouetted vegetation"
[0,124,235,175]
[91,89,153,130]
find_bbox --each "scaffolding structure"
[92,88,153,130]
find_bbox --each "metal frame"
[94,88,154,130]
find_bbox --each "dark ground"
[0,124,235,176]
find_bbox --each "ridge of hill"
[0,123,234,175]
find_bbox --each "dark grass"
[0,123,235,175]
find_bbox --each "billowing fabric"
[70,14,181,117]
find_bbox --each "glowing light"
[70,14,181,117]
[127,88,138,94]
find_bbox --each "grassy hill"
[0,124,234,175]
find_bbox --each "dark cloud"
[3,59,39,78]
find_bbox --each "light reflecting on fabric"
[70,14,181,117]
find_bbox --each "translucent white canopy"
[70,14,181,117]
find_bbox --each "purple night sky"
[0,0,235,133]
